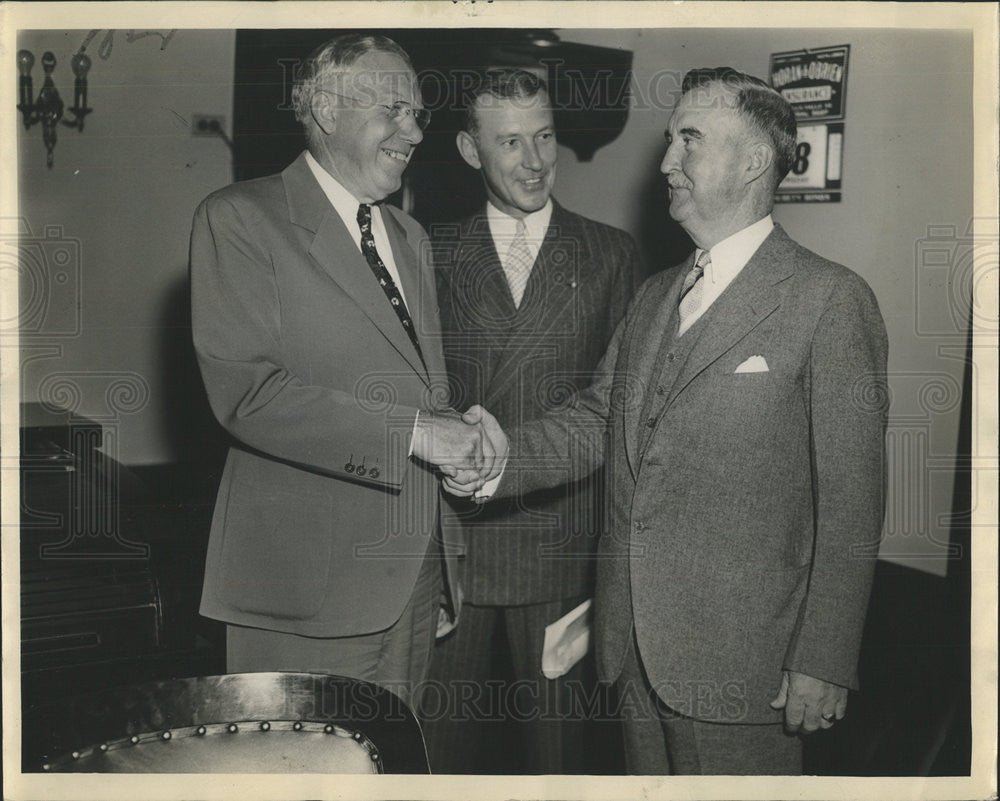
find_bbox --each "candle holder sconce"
[17,49,93,168]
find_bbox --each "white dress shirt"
[305,151,408,305]
[677,215,774,335]
[486,199,553,291]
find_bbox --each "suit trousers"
[421,596,593,774]
[226,541,442,710]
[617,633,802,775]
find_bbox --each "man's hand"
[441,405,508,497]
[769,670,847,733]
[463,405,508,478]
[412,409,496,480]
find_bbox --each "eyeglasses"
[329,92,431,131]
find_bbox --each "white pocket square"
[735,355,769,373]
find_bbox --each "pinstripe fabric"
[434,201,641,605]
[426,201,640,774]
[421,597,592,774]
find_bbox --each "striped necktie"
[504,219,533,308]
[678,250,710,327]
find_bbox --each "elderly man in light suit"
[190,34,497,707]
[450,67,889,774]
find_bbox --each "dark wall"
[233,29,633,229]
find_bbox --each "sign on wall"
[770,44,849,203]
[774,122,844,203]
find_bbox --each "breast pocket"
[711,368,775,406]
[699,366,806,444]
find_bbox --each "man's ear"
[311,91,336,136]
[746,140,775,185]
[456,130,482,170]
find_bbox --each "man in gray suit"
[422,68,639,774]
[449,67,889,774]
[191,34,496,708]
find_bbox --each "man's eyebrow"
[679,126,703,139]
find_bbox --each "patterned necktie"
[678,250,710,326]
[357,204,424,366]
[504,219,533,308]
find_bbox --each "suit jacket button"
[656,385,666,395]
[666,353,675,362]
[368,467,380,479]
[646,417,656,428]
[356,466,367,477]
[635,521,646,532]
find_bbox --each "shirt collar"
[696,215,774,285]
[305,151,371,240]
[486,199,554,243]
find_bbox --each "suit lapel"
[381,206,438,380]
[283,154,429,384]
[664,226,793,411]
[460,214,519,342]
[445,214,516,405]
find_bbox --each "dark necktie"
[357,203,424,367]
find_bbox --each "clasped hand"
[412,405,507,494]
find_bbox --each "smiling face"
[660,83,758,246]
[458,91,557,218]
[315,49,424,203]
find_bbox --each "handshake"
[412,405,507,497]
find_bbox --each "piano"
[19,402,224,721]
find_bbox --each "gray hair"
[291,33,414,129]
[682,67,797,186]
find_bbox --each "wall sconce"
[17,49,93,169]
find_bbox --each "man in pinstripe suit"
[421,68,641,774]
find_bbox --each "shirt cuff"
[474,458,506,500]
[409,410,419,458]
